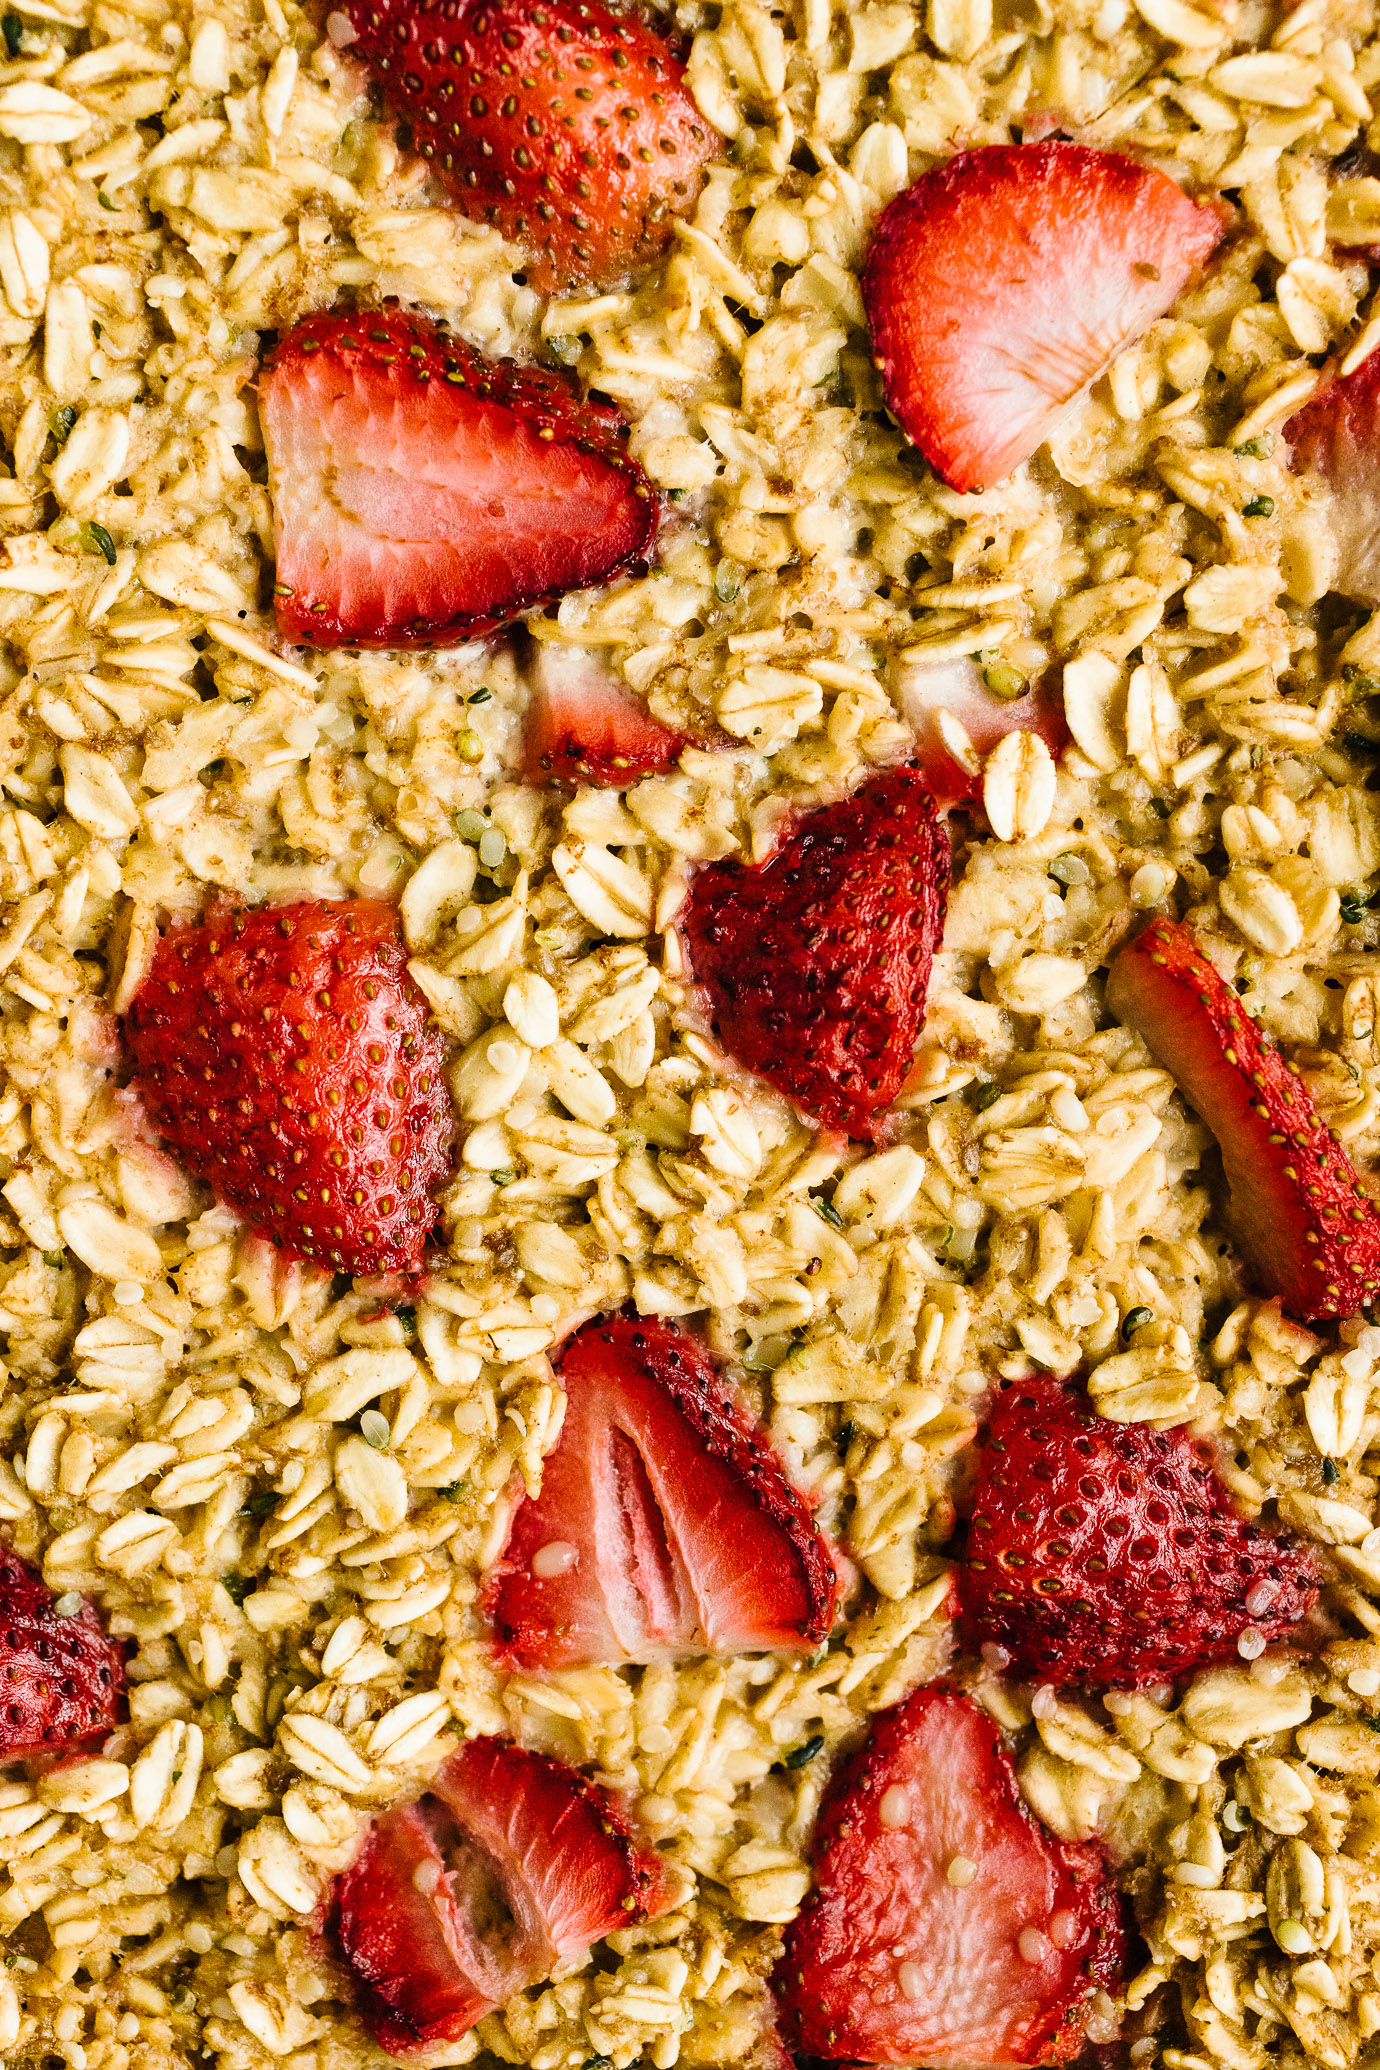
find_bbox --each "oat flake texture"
[0,0,1378,2066]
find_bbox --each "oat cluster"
[0,0,1375,2065]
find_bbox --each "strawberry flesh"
[775,1686,1125,2066]
[124,897,454,1275]
[1284,344,1380,605]
[1107,916,1380,1321]
[958,1376,1320,1689]
[682,766,949,1139]
[0,1546,125,1761]
[485,1315,840,1669]
[260,309,658,649]
[898,654,1070,810]
[524,644,684,787]
[334,1735,671,2056]
[337,0,717,292]
[863,142,1225,493]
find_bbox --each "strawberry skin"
[486,1315,840,1669]
[0,1546,125,1761]
[682,766,948,1139]
[1106,916,1380,1322]
[337,0,716,292]
[1285,344,1380,605]
[776,1686,1124,2066]
[958,1378,1319,1689]
[863,142,1224,493]
[124,898,453,1275]
[333,1735,671,2054]
[524,643,684,787]
[260,308,657,649]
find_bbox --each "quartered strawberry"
[0,1546,125,1762]
[1284,343,1380,606]
[334,1734,671,2055]
[260,308,657,649]
[524,643,684,786]
[775,1686,1124,2066]
[124,898,453,1275]
[898,654,1070,811]
[682,766,949,1139]
[958,1377,1319,1689]
[485,1315,840,1669]
[336,0,717,292]
[863,142,1225,493]
[1107,916,1380,1322]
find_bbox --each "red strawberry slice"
[336,0,717,293]
[775,1686,1125,2066]
[682,766,949,1139]
[260,308,658,649]
[485,1315,840,1669]
[958,1377,1320,1689]
[124,897,454,1275]
[862,142,1225,493]
[334,1735,671,2055]
[899,655,1070,810]
[1284,344,1380,606]
[1106,916,1380,1321]
[524,644,684,787]
[0,1546,125,1761]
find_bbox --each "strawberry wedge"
[333,1736,671,2056]
[775,1687,1124,2066]
[898,654,1070,810]
[485,1316,840,1669]
[863,142,1224,493]
[0,1546,125,1761]
[336,0,716,291]
[260,309,657,649]
[1107,917,1380,1321]
[1285,344,1380,605]
[683,766,949,1139]
[524,644,684,787]
[959,1378,1319,1688]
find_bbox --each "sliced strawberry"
[334,1735,671,2055]
[337,0,717,292]
[1284,344,1380,606]
[485,1315,840,1669]
[260,308,657,649]
[1106,916,1380,1321]
[898,654,1070,810]
[0,1546,125,1761]
[524,644,684,787]
[863,142,1225,493]
[775,1686,1125,2066]
[958,1377,1319,1689]
[124,897,454,1275]
[682,766,948,1139]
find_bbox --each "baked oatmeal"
[0,0,1375,2063]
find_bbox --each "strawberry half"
[124,898,454,1275]
[1284,343,1380,605]
[333,1735,671,2055]
[862,142,1225,493]
[775,1686,1124,2066]
[899,655,1070,811]
[682,766,948,1139]
[0,1547,125,1761]
[524,643,684,787]
[485,1315,840,1669]
[958,1377,1320,1689]
[337,0,717,292]
[1106,916,1380,1322]
[260,308,657,649]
